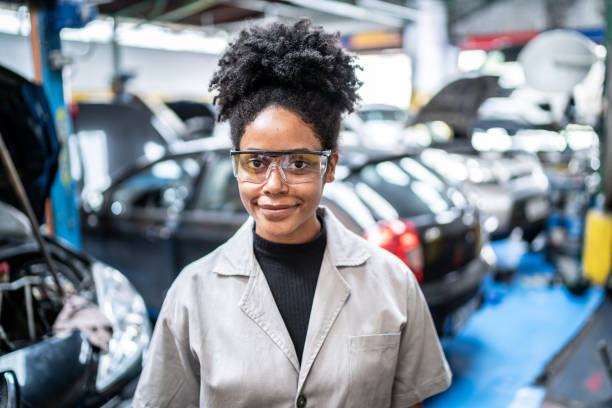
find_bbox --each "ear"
[324,152,339,183]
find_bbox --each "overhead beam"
[220,0,405,30]
[356,0,419,21]
[155,0,218,22]
[280,0,408,28]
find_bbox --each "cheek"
[297,184,325,206]
[237,184,257,209]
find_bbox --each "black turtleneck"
[253,217,327,363]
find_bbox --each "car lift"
[27,0,96,248]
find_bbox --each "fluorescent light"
[0,6,30,35]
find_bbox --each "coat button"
[296,394,307,408]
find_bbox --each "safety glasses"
[230,149,332,184]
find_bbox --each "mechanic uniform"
[133,207,451,407]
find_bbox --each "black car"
[80,146,493,335]
[0,65,150,407]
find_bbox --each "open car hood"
[413,75,508,138]
[0,65,59,222]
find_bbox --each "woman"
[133,20,451,408]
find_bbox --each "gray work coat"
[133,207,451,407]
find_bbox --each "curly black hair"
[209,19,361,151]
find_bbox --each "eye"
[289,159,313,170]
[247,157,267,170]
[292,160,308,169]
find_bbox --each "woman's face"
[237,106,337,244]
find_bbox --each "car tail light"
[364,220,424,283]
[68,102,79,120]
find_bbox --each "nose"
[262,164,288,193]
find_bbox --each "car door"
[81,155,202,313]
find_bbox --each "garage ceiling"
[95,0,512,29]
[96,0,419,33]
[96,0,536,42]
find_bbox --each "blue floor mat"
[426,243,605,408]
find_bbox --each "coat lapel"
[297,251,350,392]
[215,217,300,373]
[239,259,300,373]
[296,208,370,392]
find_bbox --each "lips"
[258,204,296,210]
[257,203,299,219]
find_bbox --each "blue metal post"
[29,1,96,248]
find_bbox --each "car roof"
[338,146,421,171]
[359,103,405,112]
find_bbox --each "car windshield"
[194,155,243,213]
[109,156,202,213]
[349,159,453,218]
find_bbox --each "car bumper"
[489,193,550,241]
[420,246,494,335]
[421,253,490,308]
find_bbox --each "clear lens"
[232,152,328,184]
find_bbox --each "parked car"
[71,99,227,207]
[71,101,177,196]
[416,143,551,242]
[80,144,493,336]
[405,76,552,243]
[0,65,150,407]
[472,92,601,263]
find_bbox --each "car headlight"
[92,262,151,391]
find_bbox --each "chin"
[257,219,298,239]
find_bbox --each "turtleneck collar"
[253,215,327,260]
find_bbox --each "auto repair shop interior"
[0,0,611,407]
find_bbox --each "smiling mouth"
[257,203,299,218]
[258,204,298,210]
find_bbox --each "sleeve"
[132,288,200,408]
[390,268,452,407]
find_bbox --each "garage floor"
[426,240,607,408]
[540,296,612,407]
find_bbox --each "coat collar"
[212,206,371,378]
[213,206,370,276]
[213,217,255,276]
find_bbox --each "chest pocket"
[348,333,401,408]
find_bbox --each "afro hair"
[209,19,361,150]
